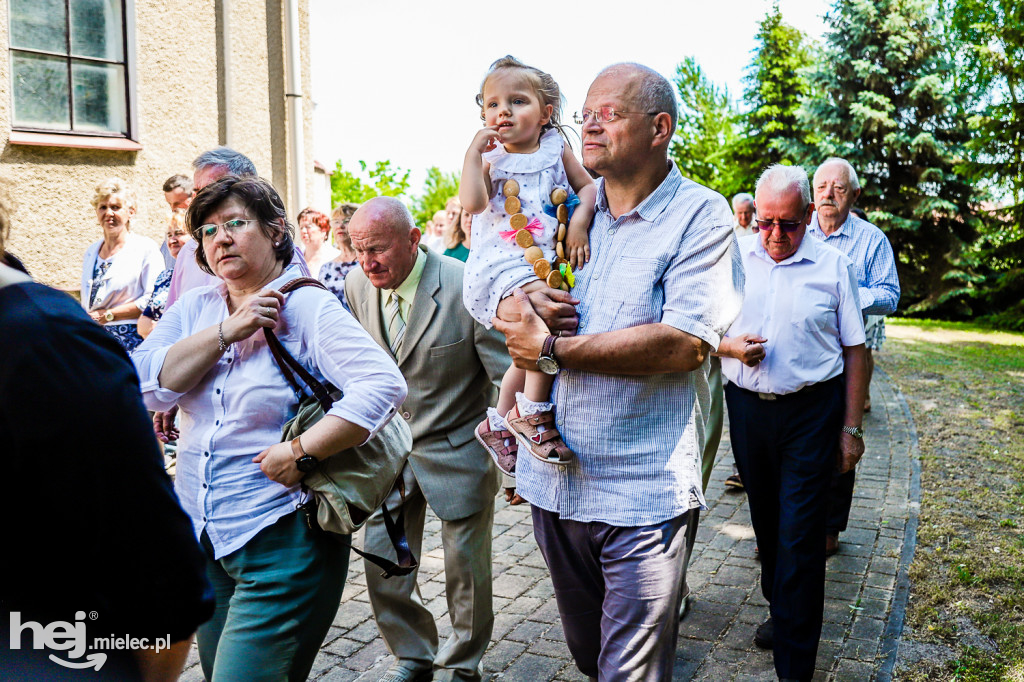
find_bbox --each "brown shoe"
[826,533,840,557]
[505,408,574,464]
[475,419,517,477]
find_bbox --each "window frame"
[7,0,139,142]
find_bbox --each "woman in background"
[297,207,340,276]
[139,209,191,338]
[442,206,472,262]
[319,202,360,311]
[80,177,163,352]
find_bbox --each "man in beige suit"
[345,197,509,682]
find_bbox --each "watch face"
[537,356,559,375]
[296,455,318,473]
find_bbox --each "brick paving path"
[179,369,919,681]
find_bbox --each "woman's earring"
[274,241,280,246]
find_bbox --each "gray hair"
[755,164,811,208]
[816,157,860,191]
[192,147,257,177]
[162,173,194,194]
[601,63,678,131]
[731,192,754,209]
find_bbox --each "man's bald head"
[348,197,421,290]
[594,63,678,131]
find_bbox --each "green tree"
[798,0,983,316]
[329,159,410,207]
[731,4,815,192]
[411,167,460,228]
[949,0,1024,328]
[670,57,740,196]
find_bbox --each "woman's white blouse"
[80,232,164,325]
[132,265,407,558]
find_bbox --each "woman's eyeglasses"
[199,219,258,242]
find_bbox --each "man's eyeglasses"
[755,218,804,233]
[199,218,258,242]
[573,107,659,125]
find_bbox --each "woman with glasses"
[318,202,360,311]
[133,176,406,681]
[138,209,191,339]
[80,177,164,353]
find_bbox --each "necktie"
[386,292,405,355]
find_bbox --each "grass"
[880,318,1024,681]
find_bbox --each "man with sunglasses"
[494,63,744,681]
[810,158,900,557]
[718,164,867,682]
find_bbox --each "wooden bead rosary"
[502,179,572,291]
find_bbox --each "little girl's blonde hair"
[475,55,565,135]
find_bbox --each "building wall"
[0,0,314,291]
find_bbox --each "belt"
[739,376,841,401]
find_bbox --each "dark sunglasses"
[755,218,804,233]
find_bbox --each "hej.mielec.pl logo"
[9,610,173,671]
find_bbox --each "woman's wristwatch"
[103,310,115,322]
[291,436,319,473]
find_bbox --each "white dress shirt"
[133,264,407,558]
[80,232,164,326]
[722,233,865,395]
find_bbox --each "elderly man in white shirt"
[732,192,757,237]
[718,164,867,682]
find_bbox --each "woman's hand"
[89,309,106,324]
[222,289,285,344]
[253,441,304,488]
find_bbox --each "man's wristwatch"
[537,335,559,375]
[841,425,864,439]
[291,436,318,473]
[103,310,115,322]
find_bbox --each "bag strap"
[265,278,335,411]
[265,277,417,578]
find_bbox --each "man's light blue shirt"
[516,165,745,527]
[808,211,900,315]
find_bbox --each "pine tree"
[799,0,983,315]
[949,0,1024,328]
[670,57,739,195]
[731,4,815,194]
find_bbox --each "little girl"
[460,55,596,477]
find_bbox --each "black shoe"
[754,617,773,649]
[724,472,745,490]
[826,533,840,557]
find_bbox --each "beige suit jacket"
[345,248,508,520]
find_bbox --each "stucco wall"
[0,0,314,291]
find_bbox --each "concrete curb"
[875,367,922,681]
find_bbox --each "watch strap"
[541,334,557,360]
[290,436,307,461]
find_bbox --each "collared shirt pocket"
[606,256,665,326]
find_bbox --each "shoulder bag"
[265,278,416,578]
